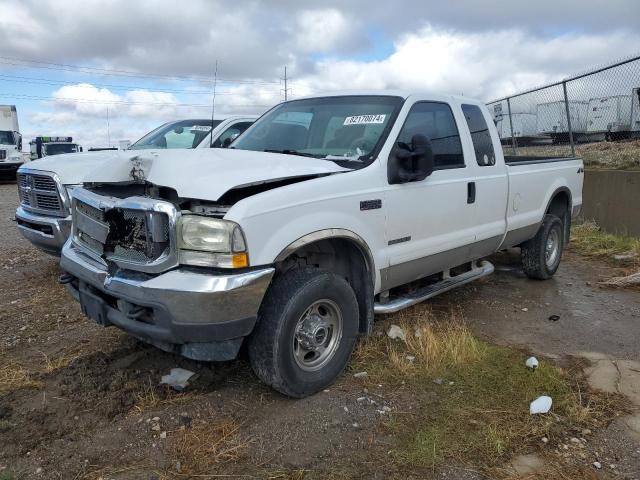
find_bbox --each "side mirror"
[222,136,233,148]
[387,134,435,184]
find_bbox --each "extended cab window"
[397,102,464,169]
[461,104,496,166]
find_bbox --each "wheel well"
[275,238,374,334]
[547,190,569,218]
[546,189,571,244]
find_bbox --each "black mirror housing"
[388,134,435,184]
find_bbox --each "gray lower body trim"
[380,235,502,291]
[500,223,540,249]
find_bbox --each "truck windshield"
[44,143,79,155]
[233,95,403,165]
[130,119,222,150]
[0,131,14,145]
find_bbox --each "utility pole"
[210,60,218,148]
[106,106,111,147]
[281,66,291,102]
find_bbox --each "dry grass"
[131,377,196,414]
[37,349,81,374]
[167,419,250,476]
[354,306,485,383]
[0,361,42,393]
[353,306,625,472]
[570,221,640,260]
[578,139,640,170]
[570,222,640,288]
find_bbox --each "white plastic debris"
[160,368,196,391]
[530,396,553,415]
[405,355,416,363]
[387,324,406,341]
[593,461,602,469]
[353,371,368,379]
[526,357,539,369]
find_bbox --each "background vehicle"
[58,93,583,397]
[129,117,256,150]
[15,116,256,255]
[29,136,82,160]
[0,105,23,179]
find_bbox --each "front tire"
[248,267,359,398]
[521,214,565,280]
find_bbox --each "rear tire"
[248,267,359,398]
[521,214,565,280]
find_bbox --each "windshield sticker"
[343,114,386,126]
[190,125,212,132]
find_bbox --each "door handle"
[467,182,476,204]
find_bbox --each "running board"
[374,260,495,314]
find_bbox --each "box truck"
[536,101,588,143]
[0,105,23,178]
[585,95,632,141]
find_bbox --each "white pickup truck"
[58,93,583,397]
[15,116,255,255]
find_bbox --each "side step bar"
[374,260,495,314]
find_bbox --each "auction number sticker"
[191,125,212,132]
[343,114,386,125]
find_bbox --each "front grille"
[74,199,170,266]
[0,150,6,160]
[17,172,66,217]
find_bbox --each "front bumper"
[15,206,71,256]
[0,161,23,178]
[60,241,274,361]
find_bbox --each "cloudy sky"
[1,0,639,149]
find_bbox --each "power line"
[0,92,271,109]
[0,55,282,85]
[0,73,280,96]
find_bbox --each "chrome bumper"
[15,206,71,256]
[60,241,275,360]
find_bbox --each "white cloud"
[292,27,640,101]
[294,9,354,53]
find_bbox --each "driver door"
[381,101,477,290]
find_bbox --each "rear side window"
[462,104,496,166]
[396,102,465,169]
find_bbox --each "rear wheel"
[521,214,565,280]
[248,267,359,398]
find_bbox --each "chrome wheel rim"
[293,299,343,372]
[545,227,561,268]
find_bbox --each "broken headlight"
[178,215,248,268]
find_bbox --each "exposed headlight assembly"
[178,215,248,268]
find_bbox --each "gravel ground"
[0,182,638,479]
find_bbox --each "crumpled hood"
[80,148,349,201]
[23,150,124,183]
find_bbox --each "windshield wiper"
[264,149,320,158]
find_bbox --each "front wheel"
[521,214,565,280]
[248,267,359,398]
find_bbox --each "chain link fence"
[486,55,640,169]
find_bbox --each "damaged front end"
[60,184,274,361]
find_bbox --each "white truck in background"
[56,93,583,398]
[0,105,23,179]
[15,116,255,255]
[29,136,82,160]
